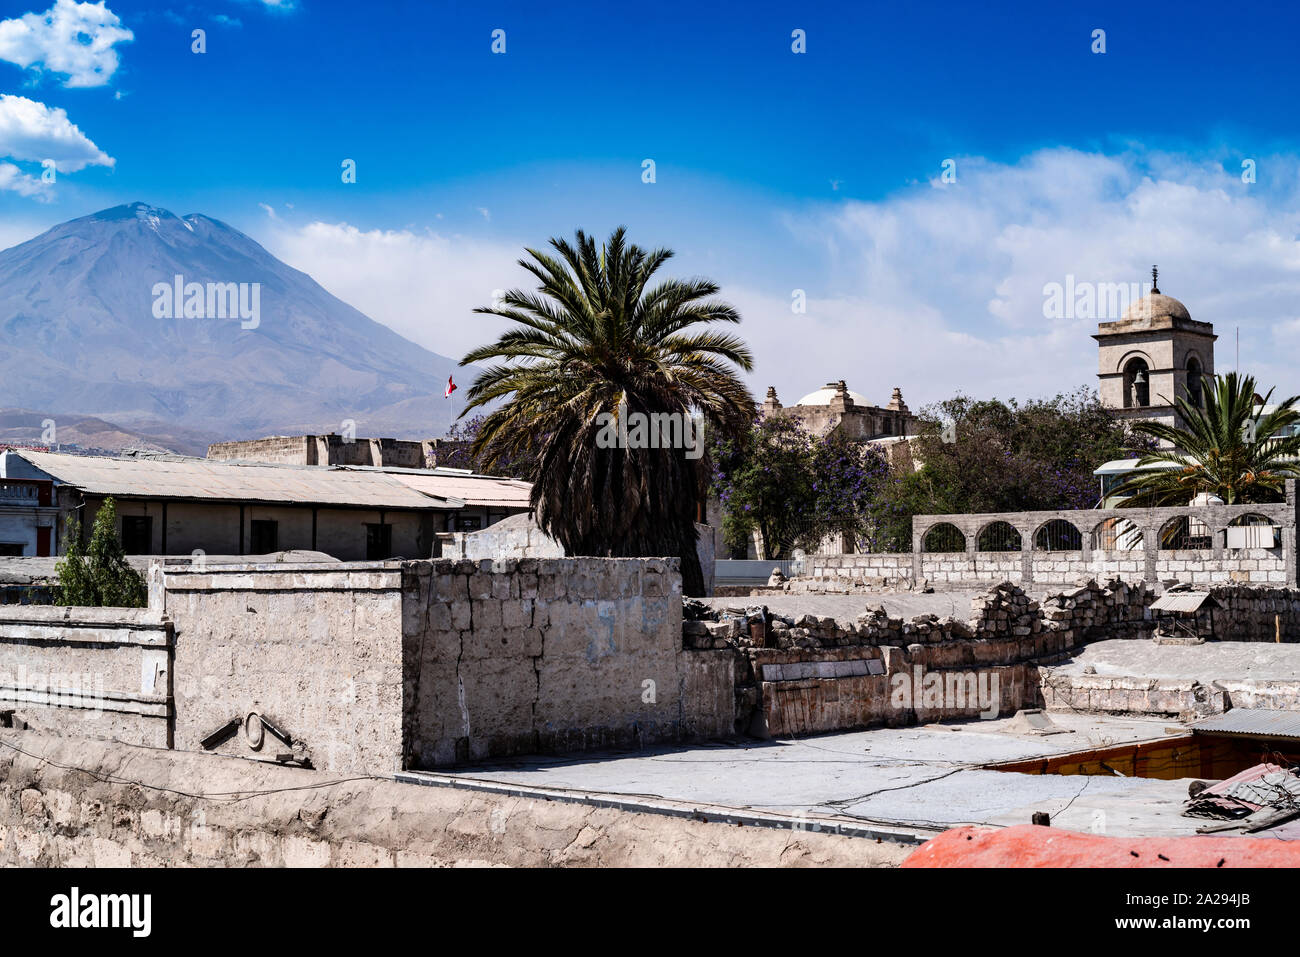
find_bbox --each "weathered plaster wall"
[80,495,437,561]
[0,730,906,867]
[157,562,406,776]
[454,521,718,596]
[401,558,733,768]
[453,515,565,560]
[0,605,171,747]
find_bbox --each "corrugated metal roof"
[17,450,451,510]
[385,471,533,508]
[1093,459,1180,475]
[1192,709,1300,740]
[1150,591,1220,613]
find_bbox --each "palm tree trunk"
[678,520,706,597]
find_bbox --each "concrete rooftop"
[432,712,1217,842]
[1049,639,1300,683]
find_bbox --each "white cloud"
[0,93,113,172]
[0,161,46,197]
[234,0,297,11]
[261,219,525,363]
[747,148,1300,410]
[257,150,1300,413]
[0,0,134,88]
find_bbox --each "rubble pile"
[1038,578,1155,643]
[683,578,1155,654]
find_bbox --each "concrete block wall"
[0,605,172,747]
[786,553,912,594]
[804,543,1290,593]
[925,554,1022,585]
[401,558,734,768]
[156,562,406,776]
[1157,549,1287,586]
[910,495,1297,589]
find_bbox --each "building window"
[454,515,483,532]
[249,519,279,554]
[120,516,153,555]
[0,543,24,556]
[366,523,393,560]
[1123,358,1150,408]
[1186,357,1204,408]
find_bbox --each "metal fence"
[715,557,805,586]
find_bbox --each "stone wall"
[691,579,1156,737]
[3,557,733,777]
[156,562,406,776]
[207,435,312,464]
[453,519,717,596]
[0,605,171,748]
[1207,584,1300,641]
[1037,673,1232,719]
[401,558,733,768]
[207,434,438,469]
[0,729,908,867]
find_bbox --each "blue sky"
[4,0,1300,406]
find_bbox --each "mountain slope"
[0,202,470,443]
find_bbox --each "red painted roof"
[903,824,1300,868]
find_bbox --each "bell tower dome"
[1092,267,1216,431]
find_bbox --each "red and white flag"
[444,374,457,399]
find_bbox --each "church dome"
[1121,292,1191,323]
[795,381,871,406]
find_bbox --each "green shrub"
[55,497,146,608]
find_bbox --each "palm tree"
[459,227,756,595]
[1112,371,1300,506]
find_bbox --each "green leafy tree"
[711,420,898,559]
[711,416,816,559]
[55,498,146,607]
[436,414,541,478]
[1113,372,1300,505]
[460,227,755,595]
[874,387,1144,548]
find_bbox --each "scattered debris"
[1184,762,1300,834]
[1005,709,1068,736]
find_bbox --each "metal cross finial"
[1151,265,1160,294]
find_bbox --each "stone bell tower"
[1092,267,1216,431]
